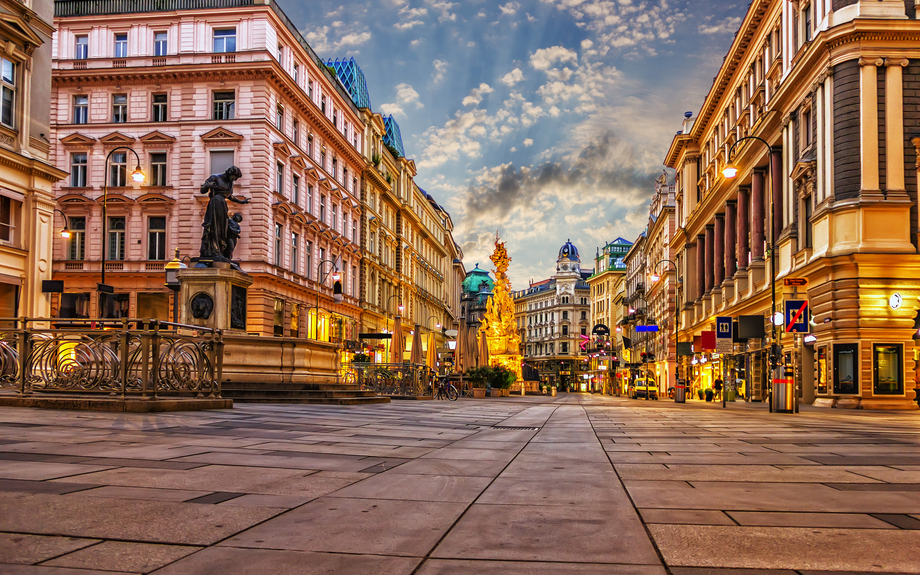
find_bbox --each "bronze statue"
[223,212,243,260]
[199,166,249,261]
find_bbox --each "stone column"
[751,171,765,260]
[860,57,883,192]
[725,201,737,279]
[771,150,783,244]
[887,58,909,192]
[704,225,714,294]
[714,214,725,286]
[696,234,705,300]
[736,186,750,271]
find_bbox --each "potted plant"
[352,352,371,364]
[697,389,705,400]
[466,367,489,398]
[704,388,714,402]
[486,366,515,397]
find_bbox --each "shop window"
[59,292,89,318]
[137,292,169,321]
[873,344,903,395]
[101,293,130,318]
[0,283,17,322]
[290,302,299,338]
[816,347,827,395]
[833,343,858,395]
[273,298,284,336]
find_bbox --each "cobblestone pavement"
[1,394,919,574]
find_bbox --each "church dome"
[462,264,494,294]
[558,240,580,262]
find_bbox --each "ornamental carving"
[479,234,523,381]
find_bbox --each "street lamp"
[53,209,71,239]
[164,247,187,324]
[100,147,145,311]
[723,135,781,407]
[652,259,681,399]
[314,259,339,340]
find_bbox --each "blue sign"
[635,325,659,333]
[716,317,732,339]
[785,300,809,333]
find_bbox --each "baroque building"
[587,237,632,393]
[0,0,67,319]
[644,175,678,392]
[513,241,591,389]
[664,0,920,408]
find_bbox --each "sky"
[279,0,748,288]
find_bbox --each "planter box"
[502,389,510,397]
[472,388,486,399]
[490,389,502,398]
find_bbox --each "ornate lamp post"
[53,208,72,240]
[314,259,340,340]
[100,147,145,312]
[164,248,187,324]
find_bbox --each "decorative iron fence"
[0,318,223,399]
[350,362,435,398]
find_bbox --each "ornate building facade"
[664,0,920,408]
[513,241,591,389]
[0,0,67,320]
[587,237,631,392]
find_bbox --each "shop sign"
[784,300,809,333]
[715,317,733,354]
[559,371,571,375]
[783,278,808,287]
[701,330,716,351]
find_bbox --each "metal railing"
[350,362,435,398]
[55,0,255,17]
[0,318,223,399]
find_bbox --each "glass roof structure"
[383,115,405,158]
[325,57,371,110]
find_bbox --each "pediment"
[60,133,96,147]
[95,193,136,205]
[290,155,306,170]
[59,194,94,205]
[292,212,308,226]
[137,192,175,207]
[338,189,349,201]
[272,201,294,216]
[272,141,292,157]
[0,13,44,51]
[139,131,177,147]
[201,127,243,145]
[100,132,136,146]
[790,159,816,183]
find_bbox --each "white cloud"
[303,25,372,53]
[380,83,423,118]
[379,103,406,118]
[510,147,517,152]
[339,32,372,46]
[699,16,742,35]
[523,138,533,147]
[499,2,520,15]
[530,46,578,70]
[500,68,525,86]
[432,59,448,83]
[426,0,457,22]
[400,6,428,18]
[462,83,494,107]
[395,20,424,30]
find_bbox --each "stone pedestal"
[177,263,253,333]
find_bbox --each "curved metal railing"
[349,362,436,398]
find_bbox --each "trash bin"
[674,379,686,403]
[725,389,735,402]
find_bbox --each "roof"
[462,264,494,294]
[326,57,371,109]
[383,115,405,158]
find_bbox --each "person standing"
[713,377,723,401]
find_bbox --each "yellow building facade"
[665,0,920,409]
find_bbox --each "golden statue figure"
[480,234,522,382]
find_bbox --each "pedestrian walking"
[713,377,723,401]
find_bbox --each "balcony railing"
[55,0,255,17]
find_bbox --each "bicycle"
[434,376,459,401]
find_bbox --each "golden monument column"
[480,235,523,383]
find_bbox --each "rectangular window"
[147,216,166,260]
[804,196,813,249]
[75,35,89,60]
[68,217,86,260]
[331,157,337,181]
[0,58,15,129]
[276,162,284,194]
[154,31,168,56]
[73,95,88,124]
[293,175,300,205]
[108,216,126,260]
[308,80,313,100]
[150,153,167,186]
[293,63,299,82]
[274,223,282,266]
[369,231,375,254]
[109,152,127,186]
[562,310,568,320]
[305,240,312,279]
[580,311,587,320]
[817,347,827,395]
[291,233,299,274]
[833,343,859,395]
[321,96,326,115]
[276,104,284,130]
[320,195,326,223]
[0,196,17,243]
[331,204,337,232]
[209,150,234,175]
[70,153,87,187]
[352,220,357,243]
[562,325,568,336]
[114,33,128,58]
[873,344,903,395]
[351,265,357,297]
[292,119,300,147]
[804,5,812,42]
[59,292,90,318]
[307,135,313,157]
[112,94,127,123]
[212,91,234,120]
[273,298,284,337]
[213,29,236,53]
[152,93,167,122]
[307,185,313,213]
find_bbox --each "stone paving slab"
[43,541,200,573]
[0,533,99,565]
[416,560,668,574]
[151,547,422,574]
[725,511,895,529]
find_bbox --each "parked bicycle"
[433,376,459,401]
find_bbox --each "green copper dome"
[462,264,494,294]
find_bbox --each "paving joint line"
[408,404,560,575]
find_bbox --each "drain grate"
[491,426,541,431]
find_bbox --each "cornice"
[0,147,68,182]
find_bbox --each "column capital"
[885,57,910,68]
[858,57,885,68]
